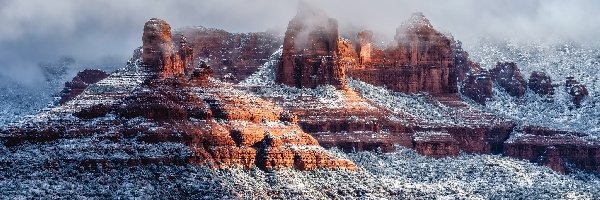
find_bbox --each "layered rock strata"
[178,27,282,83]
[347,13,457,94]
[505,126,600,173]
[0,18,356,172]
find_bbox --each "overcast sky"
[1,0,599,86]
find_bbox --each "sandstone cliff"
[347,13,457,94]
[276,2,347,89]
[178,27,282,83]
[142,18,193,78]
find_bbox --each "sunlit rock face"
[0,17,357,172]
[347,13,457,94]
[142,18,193,78]
[276,2,347,89]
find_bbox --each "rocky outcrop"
[59,69,109,104]
[178,27,282,83]
[189,61,213,85]
[490,62,526,97]
[5,8,600,176]
[276,2,347,89]
[461,71,493,105]
[413,132,459,158]
[453,41,481,83]
[528,71,554,96]
[505,126,600,174]
[539,146,567,173]
[1,54,355,172]
[142,18,193,78]
[565,77,589,107]
[357,30,374,65]
[347,13,457,94]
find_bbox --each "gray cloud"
[1,0,599,86]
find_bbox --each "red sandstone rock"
[357,30,374,65]
[347,13,457,94]
[565,77,589,107]
[189,61,213,86]
[3,69,356,171]
[528,71,555,96]
[173,33,194,76]
[539,146,567,173]
[461,71,493,105]
[453,41,481,83]
[413,132,460,158]
[490,62,526,97]
[59,69,109,104]
[142,18,192,78]
[178,27,282,83]
[276,2,347,89]
[4,9,599,175]
[504,126,600,174]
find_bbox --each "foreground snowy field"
[0,144,598,199]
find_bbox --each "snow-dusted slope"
[1,145,598,199]
[0,79,53,126]
[466,40,600,135]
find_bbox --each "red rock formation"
[461,71,493,105]
[413,132,459,158]
[276,2,347,89]
[528,71,555,96]
[565,77,589,107]
[189,61,213,86]
[173,33,194,76]
[453,41,481,83]
[59,69,109,104]
[2,66,356,172]
[347,13,457,94]
[505,126,600,174]
[539,146,567,173]
[142,18,192,78]
[490,62,526,97]
[178,27,282,83]
[6,8,600,175]
[357,30,374,65]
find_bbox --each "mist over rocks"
[276,2,347,89]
